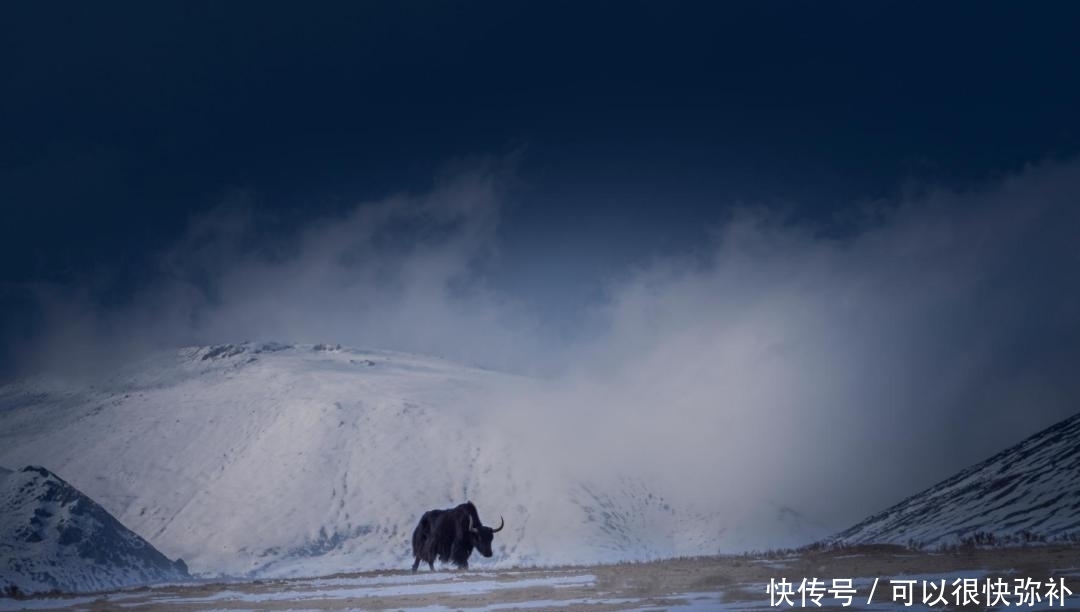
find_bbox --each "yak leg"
[450,539,469,570]
[412,556,420,572]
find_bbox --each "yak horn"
[491,516,504,533]
[468,513,478,533]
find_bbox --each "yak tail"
[412,512,434,557]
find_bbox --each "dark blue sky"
[3,1,1080,375]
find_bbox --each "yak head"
[468,514,504,557]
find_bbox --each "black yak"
[411,501,504,571]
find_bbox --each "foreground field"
[3,546,1079,611]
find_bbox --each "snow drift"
[0,465,189,595]
[0,343,824,579]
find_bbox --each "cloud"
[16,157,549,378]
[12,157,1080,531]
[519,160,1080,526]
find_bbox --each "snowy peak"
[2,344,532,577]
[0,465,189,596]
[832,412,1080,548]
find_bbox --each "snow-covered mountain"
[831,411,1080,548]
[0,343,824,579]
[1,465,189,595]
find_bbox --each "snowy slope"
[0,465,189,595]
[0,343,824,579]
[571,478,825,558]
[832,411,1080,548]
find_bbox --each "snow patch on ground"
[132,573,596,606]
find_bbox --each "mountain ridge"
[831,411,1080,548]
[1,464,189,595]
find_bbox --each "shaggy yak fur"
[411,501,504,571]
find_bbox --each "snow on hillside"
[0,465,189,595]
[0,343,824,580]
[832,411,1080,548]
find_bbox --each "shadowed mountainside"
[1,465,189,595]
[832,412,1080,548]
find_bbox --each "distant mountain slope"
[832,412,1080,548]
[572,479,826,558]
[0,343,825,578]
[0,466,189,595]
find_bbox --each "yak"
[411,501,504,571]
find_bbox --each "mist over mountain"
[0,343,826,579]
[13,159,1080,536]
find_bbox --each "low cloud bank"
[14,158,1080,530]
